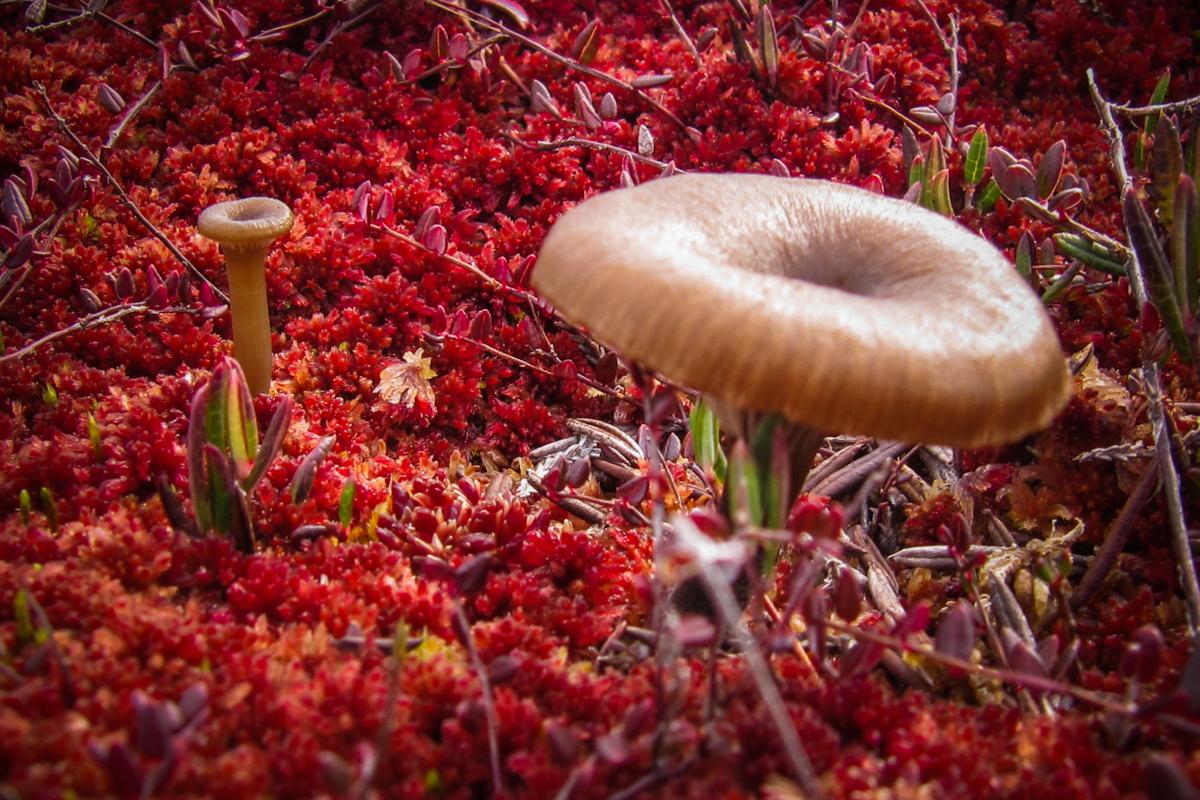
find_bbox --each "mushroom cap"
[197,197,294,252]
[533,174,1070,448]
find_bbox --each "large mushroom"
[532,173,1069,496]
[198,197,294,396]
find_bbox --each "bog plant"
[186,356,291,551]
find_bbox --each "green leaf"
[1125,189,1192,361]
[87,412,101,458]
[1135,69,1171,170]
[19,488,31,526]
[13,590,34,645]
[1172,175,1195,318]
[726,440,763,529]
[1151,115,1183,226]
[1053,233,1127,276]
[688,399,726,482]
[1015,232,1034,279]
[928,169,954,216]
[222,359,259,481]
[963,127,988,187]
[187,381,214,533]
[39,487,57,533]
[42,383,57,406]
[339,477,357,528]
[907,154,925,189]
[976,178,1001,214]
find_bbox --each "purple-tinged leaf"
[422,224,447,255]
[573,83,601,129]
[839,639,885,679]
[769,158,790,177]
[374,190,394,224]
[672,614,717,648]
[637,124,654,157]
[662,432,681,461]
[479,0,529,29]
[351,179,370,217]
[454,553,493,595]
[2,179,31,228]
[290,435,334,503]
[244,396,291,491]
[901,181,921,204]
[529,79,560,118]
[598,92,618,119]
[987,146,1016,180]
[908,105,942,126]
[1047,187,1084,212]
[21,163,36,200]
[833,568,863,622]
[631,73,674,89]
[178,683,208,723]
[617,474,649,504]
[194,1,223,30]
[176,40,197,70]
[402,48,422,77]
[97,83,126,114]
[186,381,213,532]
[563,454,590,488]
[385,51,406,81]
[223,7,250,38]
[158,42,172,80]
[488,654,520,684]
[26,0,47,23]
[4,234,34,270]
[546,722,580,766]
[468,308,492,339]
[759,5,779,88]
[571,18,601,63]
[1035,139,1066,200]
[448,32,469,61]
[78,286,102,313]
[1007,637,1048,679]
[133,691,175,759]
[317,751,357,795]
[413,205,440,239]
[934,600,976,662]
[997,163,1036,200]
[595,729,631,765]
[936,91,956,116]
[95,741,143,798]
[892,602,931,639]
[1120,624,1164,683]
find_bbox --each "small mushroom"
[198,197,294,396]
[533,174,1069,493]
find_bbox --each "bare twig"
[660,0,701,63]
[426,0,687,129]
[505,132,681,173]
[1,302,170,364]
[34,83,227,303]
[1072,458,1159,608]
[105,79,163,149]
[453,601,505,795]
[1109,95,1200,118]
[1088,69,1200,636]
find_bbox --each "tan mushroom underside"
[533,174,1070,448]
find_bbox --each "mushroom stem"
[224,246,274,396]
[197,197,294,396]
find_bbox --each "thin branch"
[1088,69,1200,636]
[660,0,701,63]
[1110,95,1200,118]
[34,83,227,303]
[426,0,687,130]
[105,79,163,149]
[0,303,145,364]
[453,601,505,796]
[505,132,680,172]
[1072,457,1159,609]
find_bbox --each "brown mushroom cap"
[197,197,294,252]
[533,174,1069,448]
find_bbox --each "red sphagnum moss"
[2,0,1200,797]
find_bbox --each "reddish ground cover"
[1,0,1200,797]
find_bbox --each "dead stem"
[426,0,688,130]
[1088,69,1200,637]
[0,302,211,364]
[1109,94,1200,118]
[673,517,824,798]
[1072,457,1159,608]
[34,83,228,303]
[452,601,505,796]
[846,89,933,137]
[105,78,163,149]
[660,0,701,63]
[505,132,680,172]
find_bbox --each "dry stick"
[660,0,701,63]
[847,90,933,138]
[0,302,165,364]
[1072,457,1160,609]
[426,0,687,130]
[809,441,906,497]
[105,79,163,149]
[34,83,228,303]
[1110,95,1200,118]
[823,617,1134,714]
[673,519,824,799]
[351,622,409,800]
[506,133,680,172]
[1089,69,1200,637]
[452,601,505,796]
